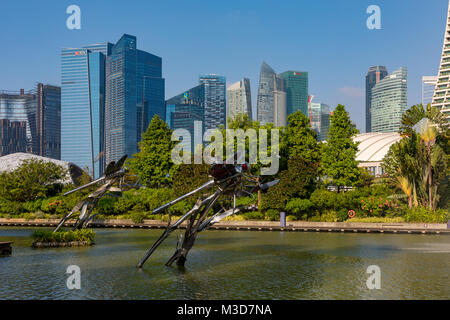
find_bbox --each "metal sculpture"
[137,154,279,268]
[54,155,134,232]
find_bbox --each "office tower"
[199,74,226,131]
[371,67,408,133]
[278,71,308,117]
[166,86,204,153]
[0,90,35,156]
[28,83,61,159]
[310,102,330,141]
[226,78,252,122]
[366,66,388,132]
[106,34,165,165]
[422,76,437,106]
[273,77,287,127]
[61,42,112,177]
[432,0,450,121]
[256,61,287,126]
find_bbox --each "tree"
[261,155,319,211]
[321,104,361,191]
[128,115,178,187]
[0,159,67,202]
[282,111,320,164]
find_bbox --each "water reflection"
[0,227,448,299]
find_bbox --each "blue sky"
[0,0,448,132]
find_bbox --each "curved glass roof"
[354,132,402,162]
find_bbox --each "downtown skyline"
[0,0,448,132]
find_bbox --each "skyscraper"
[0,90,34,156]
[422,76,437,106]
[371,67,407,133]
[28,83,61,159]
[256,61,287,126]
[431,0,450,121]
[105,34,165,165]
[226,78,252,122]
[61,42,112,178]
[310,102,330,141]
[366,66,388,133]
[278,71,308,117]
[199,74,226,131]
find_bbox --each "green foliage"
[32,229,95,244]
[130,211,147,224]
[0,159,66,202]
[242,211,264,220]
[285,198,313,218]
[264,209,280,221]
[261,155,318,211]
[283,111,320,163]
[128,115,178,188]
[404,207,449,223]
[321,104,361,190]
[359,196,400,217]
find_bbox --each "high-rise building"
[0,90,35,156]
[166,86,204,153]
[226,78,252,122]
[371,67,408,133]
[256,61,287,126]
[61,42,112,178]
[105,34,165,165]
[278,71,308,117]
[28,83,61,159]
[310,102,330,141]
[366,66,388,133]
[422,76,437,106]
[432,0,450,121]
[199,74,226,131]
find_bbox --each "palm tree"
[419,121,436,209]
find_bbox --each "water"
[0,227,449,300]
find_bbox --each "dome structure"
[353,132,402,176]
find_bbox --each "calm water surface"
[0,227,449,299]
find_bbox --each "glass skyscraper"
[61,42,112,178]
[310,102,330,141]
[371,67,407,133]
[226,78,252,122]
[278,71,308,117]
[166,86,204,153]
[105,34,165,165]
[256,61,287,126]
[0,90,34,156]
[199,74,226,131]
[366,66,388,133]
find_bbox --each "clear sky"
[0,0,448,132]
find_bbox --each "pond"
[0,227,449,299]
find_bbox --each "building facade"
[166,86,205,153]
[199,74,226,131]
[61,42,112,178]
[371,67,407,133]
[29,83,61,159]
[0,90,34,156]
[422,76,437,106]
[310,102,330,141]
[105,34,165,165]
[226,78,252,122]
[366,66,388,133]
[432,0,450,121]
[278,71,308,117]
[256,61,287,126]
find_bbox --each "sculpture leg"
[166,191,221,267]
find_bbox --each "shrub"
[337,209,349,222]
[242,211,264,220]
[285,198,314,218]
[359,196,399,217]
[32,229,95,244]
[404,207,450,223]
[130,211,147,224]
[264,209,280,221]
[0,198,23,215]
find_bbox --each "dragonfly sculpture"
[53,155,137,232]
[137,153,279,268]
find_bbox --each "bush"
[0,198,23,215]
[32,229,95,244]
[264,209,280,221]
[242,211,264,220]
[130,211,147,224]
[337,209,349,222]
[285,198,314,218]
[404,207,450,223]
[359,196,400,217]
